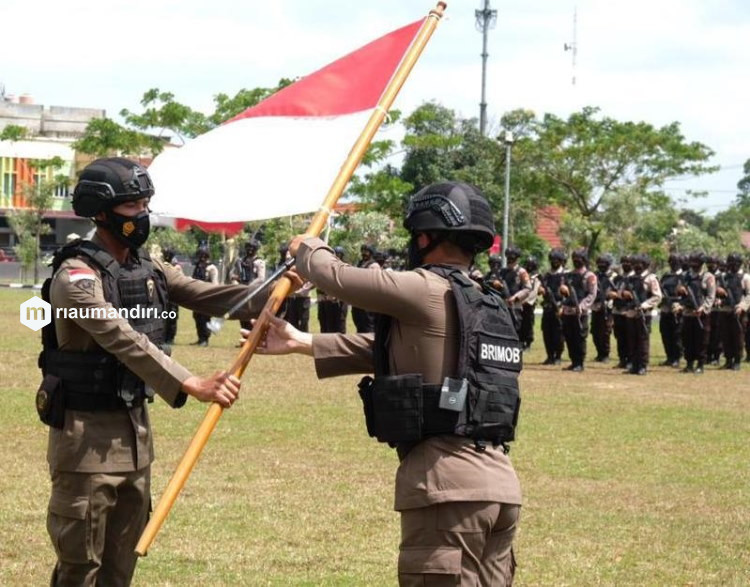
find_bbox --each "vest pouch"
[36,374,65,429]
[467,373,520,443]
[370,374,424,444]
[357,376,377,438]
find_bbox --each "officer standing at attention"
[316,245,349,333]
[609,255,634,369]
[498,246,532,337]
[519,256,540,350]
[705,254,723,365]
[230,239,267,331]
[38,157,268,586]
[191,248,220,346]
[161,248,182,346]
[539,248,567,365]
[620,253,662,375]
[591,253,615,363]
[351,243,380,333]
[484,254,506,293]
[716,252,750,369]
[676,252,716,374]
[255,181,522,585]
[658,253,684,367]
[559,249,597,372]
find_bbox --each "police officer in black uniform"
[519,256,540,350]
[539,248,567,365]
[591,253,615,362]
[483,254,506,292]
[659,253,684,367]
[351,243,378,333]
[559,249,597,372]
[706,254,723,365]
[497,246,531,336]
[610,255,634,369]
[317,245,349,333]
[677,252,716,374]
[717,252,750,369]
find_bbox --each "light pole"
[501,130,513,267]
[475,0,497,136]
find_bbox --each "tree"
[6,157,69,283]
[0,124,28,141]
[510,106,717,254]
[72,117,163,157]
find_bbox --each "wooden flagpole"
[136,1,447,556]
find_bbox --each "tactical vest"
[595,271,613,304]
[357,265,522,453]
[722,271,745,306]
[238,256,259,284]
[499,266,521,296]
[192,262,208,281]
[562,271,587,307]
[660,272,681,307]
[626,273,645,307]
[541,272,564,309]
[39,240,169,413]
[681,271,705,309]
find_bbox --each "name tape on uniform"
[477,334,523,371]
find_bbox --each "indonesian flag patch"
[68,268,97,283]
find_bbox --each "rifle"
[541,274,562,316]
[679,275,704,330]
[561,275,584,333]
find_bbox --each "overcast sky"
[2,0,748,213]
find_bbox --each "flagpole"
[136,1,447,557]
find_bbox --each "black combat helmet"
[726,252,743,267]
[505,245,522,259]
[572,248,588,262]
[548,248,567,262]
[333,245,346,260]
[488,254,503,265]
[524,256,539,271]
[72,157,154,217]
[404,181,495,253]
[596,253,613,268]
[245,239,261,252]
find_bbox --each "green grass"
[1,288,748,585]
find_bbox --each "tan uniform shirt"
[296,238,522,511]
[623,271,662,318]
[507,265,532,305]
[47,236,264,473]
[561,267,597,315]
[682,271,716,317]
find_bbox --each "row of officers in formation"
[170,239,750,375]
[482,248,750,375]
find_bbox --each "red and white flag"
[149,19,425,232]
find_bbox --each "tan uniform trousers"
[47,469,149,587]
[398,502,520,586]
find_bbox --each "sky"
[2,0,749,214]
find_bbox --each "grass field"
[1,287,749,586]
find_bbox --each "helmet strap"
[407,232,445,269]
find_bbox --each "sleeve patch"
[68,268,97,283]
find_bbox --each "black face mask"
[106,209,151,249]
[572,259,585,269]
